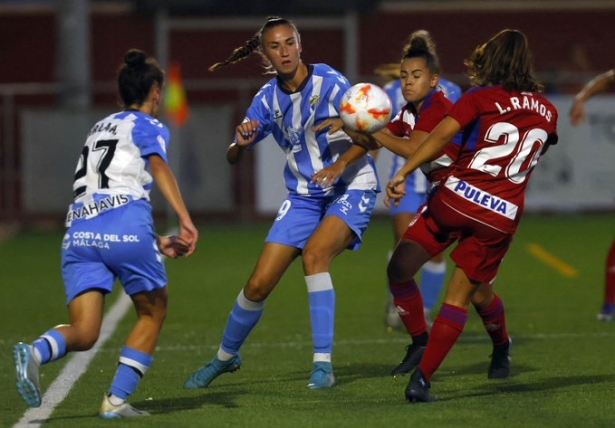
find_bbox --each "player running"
[13,49,198,418]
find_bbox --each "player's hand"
[312,163,344,188]
[313,117,344,134]
[235,120,260,146]
[569,99,586,127]
[158,235,190,259]
[178,219,198,257]
[385,174,406,207]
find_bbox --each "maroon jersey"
[386,90,459,184]
[440,85,559,234]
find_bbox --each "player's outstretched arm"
[149,154,198,256]
[570,69,615,126]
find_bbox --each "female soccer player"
[569,68,615,321]
[354,32,511,380]
[377,30,461,333]
[386,29,558,402]
[183,16,379,390]
[13,49,198,418]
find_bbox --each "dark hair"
[117,49,164,109]
[465,29,543,92]
[209,16,300,73]
[401,30,441,75]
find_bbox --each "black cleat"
[391,343,425,377]
[488,336,512,379]
[405,368,435,403]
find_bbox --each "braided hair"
[209,16,300,73]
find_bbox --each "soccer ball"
[339,83,393,133]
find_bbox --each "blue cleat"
[14,342,42,408]
[307,361,336,389]
[184,354,242,389]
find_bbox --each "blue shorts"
[388,180,427,216]
[266,190,377,251]
[61,200,166,305]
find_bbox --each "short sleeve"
[132,117,169,163]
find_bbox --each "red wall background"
[1,8,613,90]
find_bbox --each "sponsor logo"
[68,231,141,250]
[358,195,370,213]
[445,177,518,220]
[335,193,352,215]
[66,195,131,226]
[61,233,71,250]
[157,135,166,153]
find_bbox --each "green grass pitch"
[1,214,614,428]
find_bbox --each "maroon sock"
[390,280,427,337]
[475,293,509,346]
[419,303,467,381]
[605,239,615,305]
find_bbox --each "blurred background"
[1,0,614,235]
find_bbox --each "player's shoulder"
[253,78,277,100]
[133,112,167,131]
[311,63,350,85]
[430,90,453,107]
[122,112,169,146]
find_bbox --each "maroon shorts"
[402,193,513,284]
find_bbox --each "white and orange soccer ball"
[339,83,393,133]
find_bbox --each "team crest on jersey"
[309,95,320,108]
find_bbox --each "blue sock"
[32,329,67,364]
[420,260,446,311]
[220,290,265,355]
[109,346,154,400]
[306,273,335,354]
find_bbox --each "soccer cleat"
[405,368,435,403]
[597,303,615,322]
[391,343,426,377]
[14,342,42,408]
[99,395,150,419]
[183,354,242,389]
[307,361,336,389]
[488,336,512,379]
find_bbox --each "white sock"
[217,348,235,362]
[108,394,125,406]
[313,353,331,363]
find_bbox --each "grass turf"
[1,214,614,428]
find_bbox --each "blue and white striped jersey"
[65,110,169,226]
[383,76,462,194]
[243,63,380,198]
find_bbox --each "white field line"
[13,292,132,428]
